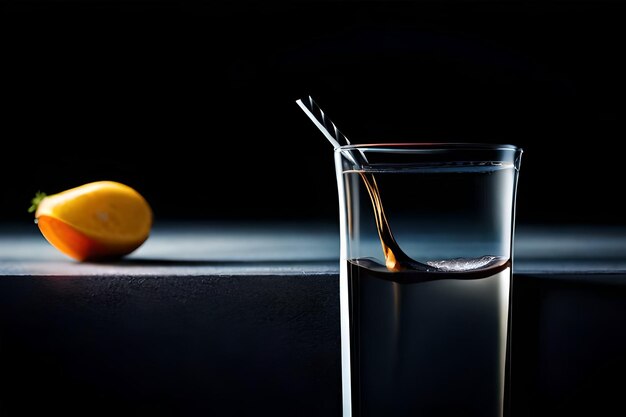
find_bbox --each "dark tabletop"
[1,221,625,417]
[3,221,626,276]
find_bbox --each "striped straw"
[295,95,352,148]
[296,95,368,167]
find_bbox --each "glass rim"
[335,142,522,152]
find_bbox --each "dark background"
[2,0,625,227]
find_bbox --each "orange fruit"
[29,181,153,261]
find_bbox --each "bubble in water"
[426,255,500,272]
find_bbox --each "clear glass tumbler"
[334,143,523,417]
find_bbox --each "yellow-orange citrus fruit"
[32,181,153,261]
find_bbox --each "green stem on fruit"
[28,191,47,213]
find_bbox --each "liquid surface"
[352,162,515,272]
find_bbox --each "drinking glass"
[335,143,523,417]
